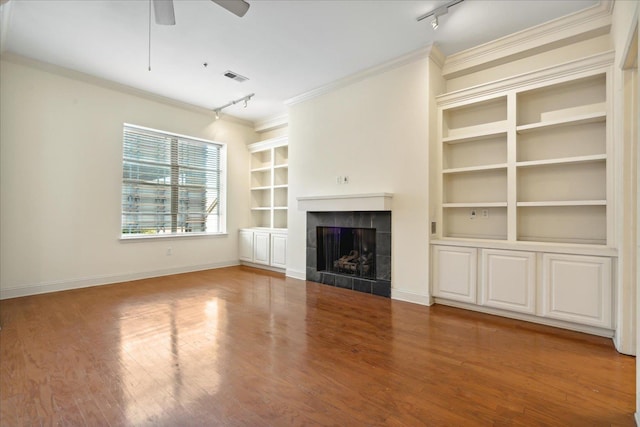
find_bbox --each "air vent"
[223,70,249,83]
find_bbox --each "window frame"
[120,123,227,240]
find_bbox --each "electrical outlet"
[470,209,477,220]
[482,209,489,218]
[166,247,172,256]
[337,176,342,184]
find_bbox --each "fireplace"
[317,226,376,280]
[306,211,391,297]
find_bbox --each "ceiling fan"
[152,0,250,25]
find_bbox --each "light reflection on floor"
[119,296,225,424]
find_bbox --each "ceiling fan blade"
[211,0,250,18]
[153,0,176,25]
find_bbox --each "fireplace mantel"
[297,193,393,212]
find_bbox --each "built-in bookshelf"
[436,59,610,246]
[249,136,288,229]
[431,53,616,335]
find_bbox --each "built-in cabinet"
[239,228,288,271]
[240,136,288,272]
[480,249,536,315]
[541,253,612,328]
[432,52,616,335]
[269,233,288,269]
[252,231,271,265]
[432,245,613,331]
[239,229,254,261]
[432,246,477,304]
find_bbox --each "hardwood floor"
[0,266,635,426]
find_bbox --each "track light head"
[417,0,463,29]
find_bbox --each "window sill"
[120,232,228,242]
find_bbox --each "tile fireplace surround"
[298,193,393,298]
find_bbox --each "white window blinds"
[122,125,224,237]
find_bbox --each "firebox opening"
[316,226,376,280]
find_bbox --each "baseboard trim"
[239,261,285,274]
[392,289,433,306]
[286,268,306,280]
[0,261,239,300]
[635,411,639,426]
[434,298,615,338]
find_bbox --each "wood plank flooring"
[0,266,635,426]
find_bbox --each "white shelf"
[443,202,508,208]
[273,184,289,189]
[443,122,508,144]
[251,186,271,191]
[274,206,288,210]
[443,163,508,174]
[274,164,288,169]
[517,200,606,207]
[516,154,606,168]
[251,207,271,211]
[250,166,271,173]
[516,112,606,134]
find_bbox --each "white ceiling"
[1,0,600,124]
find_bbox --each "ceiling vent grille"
[223,70,249,83]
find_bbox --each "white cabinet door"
[239,229,254,262]
[253,231,271,265]
[480,249,536,314]
[270,233,287,269]
[432,246,477,303]
[541,253,612,328]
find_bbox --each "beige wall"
[0,58,257,298]
[287,55,435,301]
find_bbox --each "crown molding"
[618,4,638,70]
[254,113,288,133]
[437,50,614,107]
[429,44,446,69]
[247,135,288,153]
[442,0,614,79]
[286,44,439,107]
[0,52,255,127]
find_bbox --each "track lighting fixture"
[417,0,464,29]
[213,93,255,120]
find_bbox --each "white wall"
[0,58,256,299]
[287,53,436,302]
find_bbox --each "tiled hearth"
[306,211,391,297]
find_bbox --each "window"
[121,124,225,237]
